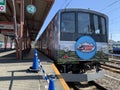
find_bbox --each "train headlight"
[63,47,69,52]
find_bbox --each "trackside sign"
[0,0,6,13]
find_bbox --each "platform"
[0,49,70,90]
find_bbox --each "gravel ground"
[95,69,120,90]
[106,62,120,68]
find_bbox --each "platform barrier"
[28,50,40,72]
[39,58,49,83]
[48,79,55,90]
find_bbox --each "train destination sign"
[0,0,6,13]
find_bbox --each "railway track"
[68,55,120,90]
[67,81,107,90]
[109,60,120,64]
[101,54,120,73]
[101,63,120,73]
[109,54,120,61]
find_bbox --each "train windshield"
[60,11,108,42]
[61,12,75,33]
[78,13,106,35]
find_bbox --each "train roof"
[58,8,108,18]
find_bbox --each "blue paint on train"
[112,44,120,54]
[75,36,97,60]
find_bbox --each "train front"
[57,9,109,82]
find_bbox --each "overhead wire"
[100,0,120,11]
[63,0,73,9]
[98,0,120,41]
[99,0,120,25]
[60,0,69,9]
[105,1,120,14]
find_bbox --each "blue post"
[28,49,40,72]
[48,79,55,90]
[32,50,39,70]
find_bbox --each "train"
[36,8,109,82]
[112,43,120,54]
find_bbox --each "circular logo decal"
[75,36,96,60]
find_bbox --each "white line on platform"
[0,50,16,57]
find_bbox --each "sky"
[35,0,120,42]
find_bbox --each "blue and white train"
[112,43,120,54]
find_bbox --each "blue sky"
[36,0,120,41]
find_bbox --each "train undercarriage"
[56,61,104,82]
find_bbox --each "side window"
[61,12,75,33]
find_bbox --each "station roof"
[0,0,54,41]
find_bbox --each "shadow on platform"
[0,49,34,63]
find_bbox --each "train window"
[94,15,106,35]
[61,12,75,33]
[78,13,91,34]
[113,44,120,48]
[101,17,106,35]
[94,15,100,34]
